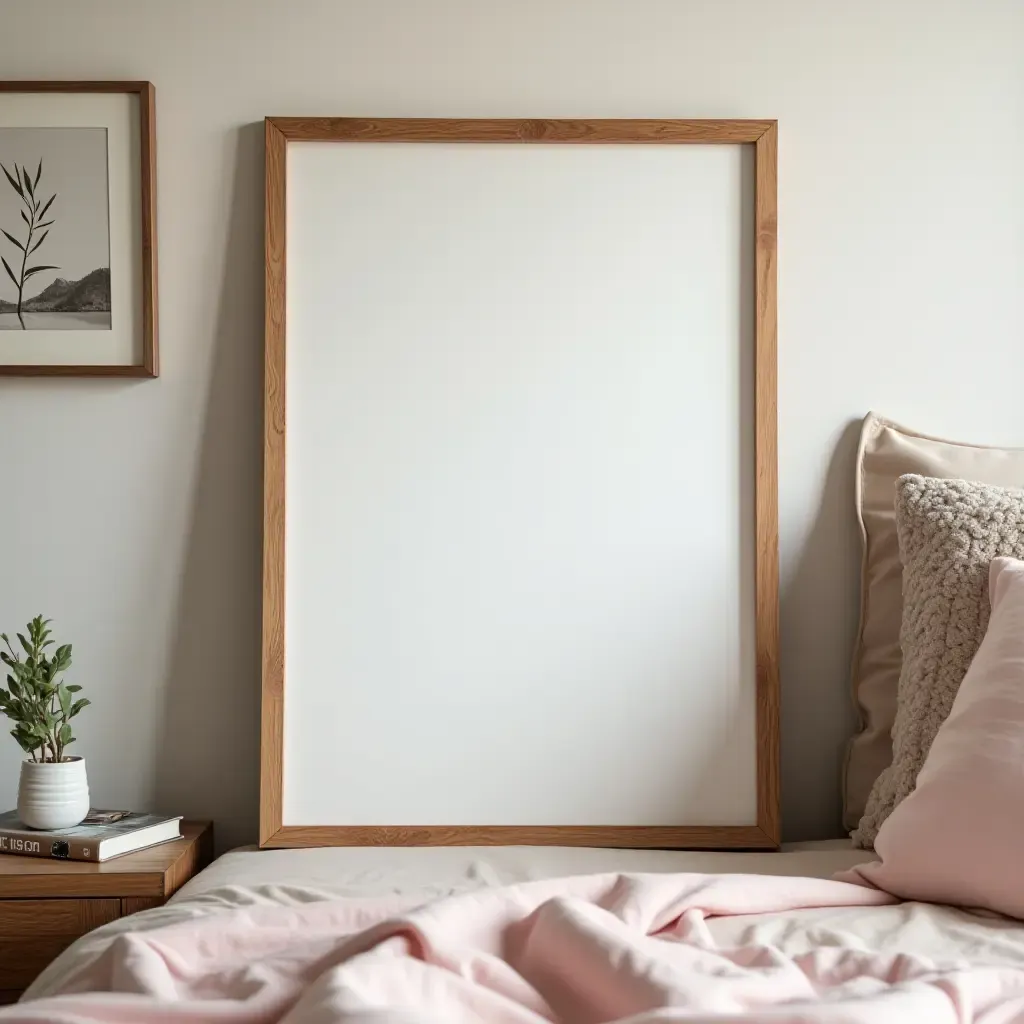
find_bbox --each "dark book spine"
[0,830,99,861]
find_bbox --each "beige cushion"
[843,414,1024,831]
[852,475,1024,848]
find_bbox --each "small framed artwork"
[0,81,157,377]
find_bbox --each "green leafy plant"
[0,159,58,329]
[0,617,89,763]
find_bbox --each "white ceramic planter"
[17,757,90,830]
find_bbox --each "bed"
[14,838,1024,1023]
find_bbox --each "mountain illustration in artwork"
[0,268,111,315]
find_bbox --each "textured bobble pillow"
[844,557,1024,917]
[853,474,1024,848]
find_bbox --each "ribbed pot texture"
[17,757,90,829]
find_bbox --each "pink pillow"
[842,556,1024,917]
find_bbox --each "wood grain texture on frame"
[260,118,287,847]
[266,825,775,850]
[260,118,780,850]
[0,80,158,377]
[754,122,780,845]
[137,81,158,376]
[270,117,774,145]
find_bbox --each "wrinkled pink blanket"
[5,871,1024,1023]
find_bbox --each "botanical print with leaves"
[0,127,111,331]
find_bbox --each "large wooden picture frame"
[262,118,778,849]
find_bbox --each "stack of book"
[0,809,182,862]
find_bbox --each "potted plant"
[0,617,91,829]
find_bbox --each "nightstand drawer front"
[0,900,120,989]
[0,899,119,935]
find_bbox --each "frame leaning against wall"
[261,117,779,850]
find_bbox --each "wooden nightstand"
[0,820,213,1003]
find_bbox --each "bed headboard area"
[260,118,779,850]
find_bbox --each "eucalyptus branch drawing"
[0,160,58,329]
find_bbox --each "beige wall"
[0,0,1021,849]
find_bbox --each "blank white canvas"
[284,142,756,826]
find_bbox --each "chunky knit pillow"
[852,474,1024,848]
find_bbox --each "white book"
[0,809,182,862]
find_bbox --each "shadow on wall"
[780,418,862,842]
[153,124,264,854]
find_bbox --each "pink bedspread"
[5,871,1024,1023]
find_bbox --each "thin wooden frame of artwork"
[261,117,779,850]
[0,81,158,377]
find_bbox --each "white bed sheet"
[174,839,872,902]
[26,840,1024,1002]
